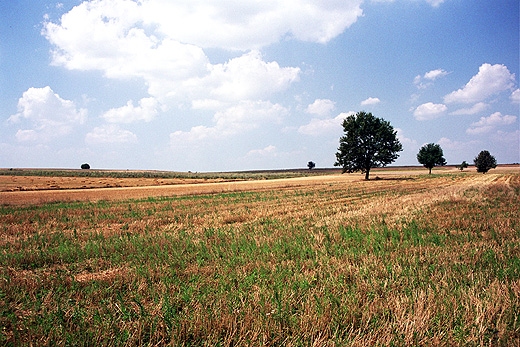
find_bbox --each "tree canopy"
[417,143,447,174]
[474,150,497,173]
[458,161,469,171]
[334,111,402,180]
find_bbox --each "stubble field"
[0,167,519,346]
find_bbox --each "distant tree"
[307,161,316,170]
[417,143,447,174]
[335,111,402,180]
[474,150,497,173]
[458,161,469,171]
[81,163,90,170]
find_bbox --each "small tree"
[81,163,90,170]
[307,161,316,170]
[417,143,447,174]
[474,150,497,173]
[335,111,402,180]
[458,161,468,171]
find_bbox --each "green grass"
[0,173,519,346]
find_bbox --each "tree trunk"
[365,170,370,180]
[429,167,432,174]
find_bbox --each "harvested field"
[0,166,519,345]
[1,166,514,206]
[0,175,227,192]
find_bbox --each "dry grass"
[0,170,519,346]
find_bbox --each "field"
[1,167,519,345]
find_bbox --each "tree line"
[334,111,498,180]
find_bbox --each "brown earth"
[0,166,517,206]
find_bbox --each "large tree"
[335,111,402,180]
[417,143,447,174]
[474,150,497,173]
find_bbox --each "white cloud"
[444,63,516,104]
[142,0,364,50]
[43,2,305,106]
[395,128,417,146]
[414,68,448,89]
[85,124,137,145]
[360,97,381,106]
[424,69,448,80]
[247,145,277,157]
[449,102,489,116]
[191,99,229,110]
[466,112,517,135]
[491,130,520,146]
[45,4,300,103]
[200,50,300,104]
[413,102,447,121]
[298,112,352,136]
[8,86,87,142]
[511,89,520,104]
[425,0,445,7]
[41,0,366,109]
[187,51,300,109]
[438,137,477,152]
[170,101,289,145]
[102,97,159,123]
[306,99,336,117]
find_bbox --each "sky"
[1,0,518,172]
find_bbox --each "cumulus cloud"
[449,102,489,116]
[85,124,137,145]
[466,112,517,135]
[141,0,364,49]
[424,69,448,80]
[444,63,516,104]
[306,99,336,117]
[42,0,361,107]
[298,112,352,136]
[8,86,87,142]
[511,89,520,104]
[413,102,447,121]
[102,97,159,123]
[45,2,300,103]
[201,50,300,103]
[360,97,381,106]
[414,68,448,89]
[170,101,289,145]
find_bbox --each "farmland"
[0,167,519,345]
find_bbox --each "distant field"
[0,165,516,206]
[0,168,519,345]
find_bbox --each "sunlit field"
[1,169,519,346]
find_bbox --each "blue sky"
[1,0,518,171]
